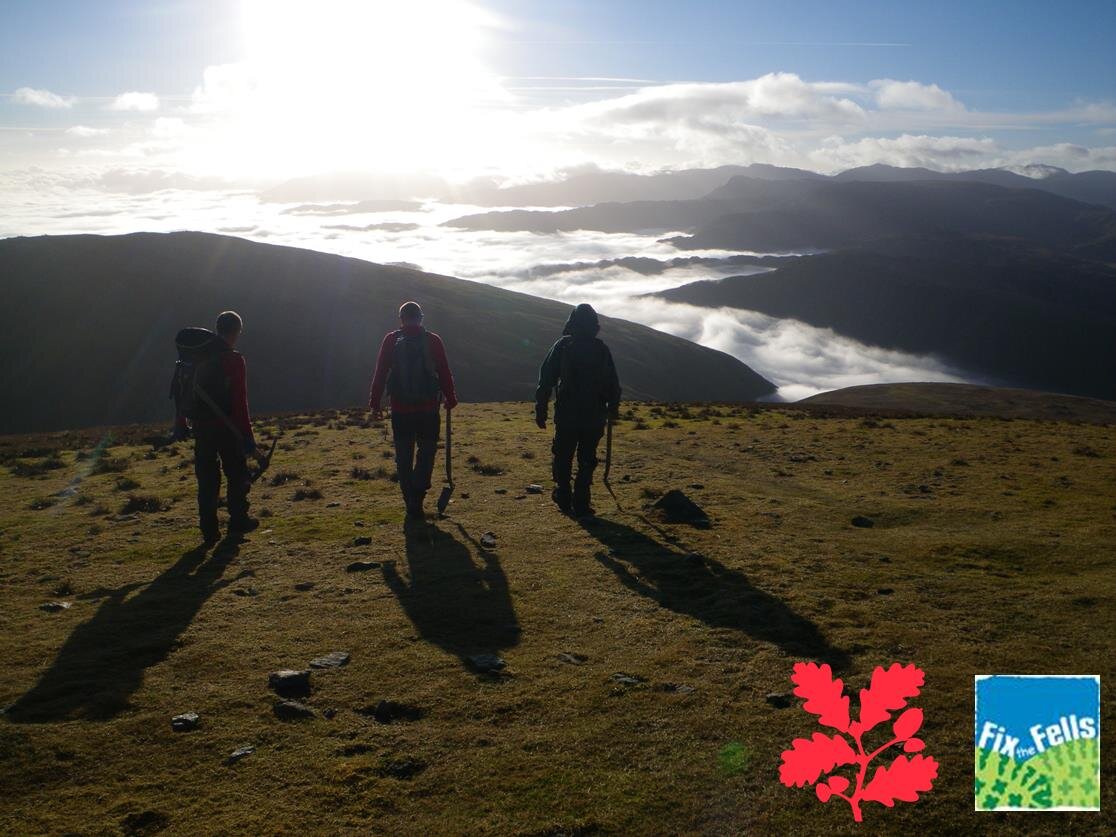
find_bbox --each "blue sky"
[2,0,1115,179]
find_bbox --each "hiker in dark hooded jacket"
[535,303,621,517]
[368,301,458,520]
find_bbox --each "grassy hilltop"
[1,401,1114,835]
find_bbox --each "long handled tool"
[436,408,455,515]
[603,417,622,509]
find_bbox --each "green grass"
[0,402,1113,835]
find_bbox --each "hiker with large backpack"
[171,311,263,543]
[535,303,621,519]
[368,301,458,521]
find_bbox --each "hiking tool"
[603,417,622,510]
[249,436,280,484]
[436,408,455,515]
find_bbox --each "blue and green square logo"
[974,674,1100,811]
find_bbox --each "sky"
[2,0,1115,184]
[0,1,1112,399]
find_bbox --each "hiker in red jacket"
[368,301,458,520]
[188,310,260,542]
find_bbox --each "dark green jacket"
[535,334,621,427]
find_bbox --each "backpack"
[557,335,610,405]
[386,330,441,405]
[170,327,233,422]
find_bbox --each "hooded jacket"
[535,304,621,426]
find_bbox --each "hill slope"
[652,237,1116,400]
[1,403,1113,834]
[800,382,1116,424]
[0,232,774,433]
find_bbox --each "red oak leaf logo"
[777,662,938,823]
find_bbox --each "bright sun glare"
[211,0,512,177]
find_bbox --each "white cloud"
[107,92,160,112]
[12,87,74,108]
[65,125,110,137]
[151,117,187,138]
[870,79,962,111]
[811,133,998,170]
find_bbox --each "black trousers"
[552,421,605,508]
[392,409,440,503]
[194,423,249,534]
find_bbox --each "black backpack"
[386,330,441,405]
[170,327,233,422]
[557,335,610,405]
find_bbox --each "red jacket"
[368,325,458,413]
[178,349,254,443]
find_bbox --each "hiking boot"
[201,527,221,545]
[228,517,260,534]
[551,486,573,514]
[573,504,597,520]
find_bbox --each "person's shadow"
[6,538,245,722]
[383,522,520,669]
[584,516,850,671]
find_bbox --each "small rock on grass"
[557,652,588,665]
[273,700,315,721]
[765,692,793,709]
[480,532,497,549]
[851,515,875,528]
[525,484,543,494]
[352,536,372,547]
[346,560,381,572]
[39,601,72,612]
[268,669,311,698]
[610,672,645,686]
[309,651,350,669]
[294,582,315,591]
[171,712,200,731]
[467,653,506,674]
[226,745,255,765]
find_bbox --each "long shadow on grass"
[583,517,850,671]
[383,522,520,668]
[6,538,244,722]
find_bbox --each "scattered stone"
[352,536,372,547]
[346,560,381,572]
[225,745,255,765]
[525,484,543,494]
[650,490,710,526]
[273,700,315,721]
[361,700,426,724]
[460,492,470,499]
[294,582,315,591]
[480,532,497,549]
[39,601,72,612]
[467,653,506,673]
[323,707,337,720]
[354,520,365,527]
[326,501,341,508]
[268,669,311,698]
[877,587,894,596]
[689,482,704,490]
[765,692,793,709]
[171,712,200,731]
[851,515,875,528]
[610,672,645,686]
[557,652,588,665]
[310,651,350,669]
[232,587,258,597]
[494,488,508,495]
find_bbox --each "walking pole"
[437,408,454,515]
[603,417,621,509]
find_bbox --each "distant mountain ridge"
[265,162,1116,210]
[652,236,1116,401]
[0,232,774,434]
